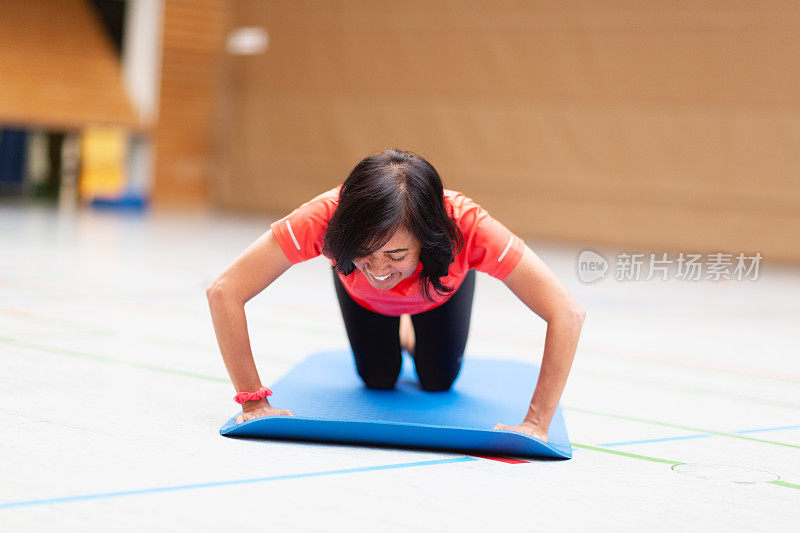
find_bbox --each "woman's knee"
[419,378,455,392]
[416,357,462,391]
[354,353,401,389]
[359,371,399,389]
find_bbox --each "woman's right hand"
[235,398,295,424]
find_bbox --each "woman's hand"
[492,421,549,442]
[235,398,295,424]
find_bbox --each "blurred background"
[1,0,798,261]
[2,3,800,527]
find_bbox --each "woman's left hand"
[492,421,549,442]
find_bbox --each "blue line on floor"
[734,424,800,434]
[599,435,710,447]
[600,423,800,448]
[0,456,477,510]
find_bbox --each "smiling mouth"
[366,268,393,281]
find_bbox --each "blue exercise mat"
[220,349,572,459]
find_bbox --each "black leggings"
[332,267,476,392]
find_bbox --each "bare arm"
[494,244,586,438]
[206,228,293,418]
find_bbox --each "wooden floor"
[1,202,798,531]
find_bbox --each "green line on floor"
[768,480,800,490]
[3,309,306,365]
[576,368,800,411]
[0,337,228,384]
[573,443,800,492]
[571,443,683,465]
[566,407,800,450]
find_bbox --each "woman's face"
[352,226,422,290]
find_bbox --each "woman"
[207,149,585,442]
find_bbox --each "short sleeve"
[269,185,341,264]
[451,192,526,280]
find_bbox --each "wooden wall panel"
[0,0,138,130]
[153,0,228,204]
[216,1,800,262]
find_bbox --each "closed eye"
[390,256,406,262]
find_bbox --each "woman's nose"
[365,256,389,270]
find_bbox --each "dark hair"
[322,148,464,303]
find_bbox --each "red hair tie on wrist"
[234,386,273,404]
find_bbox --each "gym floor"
[1,203,798,531]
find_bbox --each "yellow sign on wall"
[79,126,127,200]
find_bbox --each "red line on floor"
[471,454,529,464]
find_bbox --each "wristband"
[234,386,273,404]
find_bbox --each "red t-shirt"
[270,185,525,316]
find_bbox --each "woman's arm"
[493,244,586,440]
[206,228,294,421]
